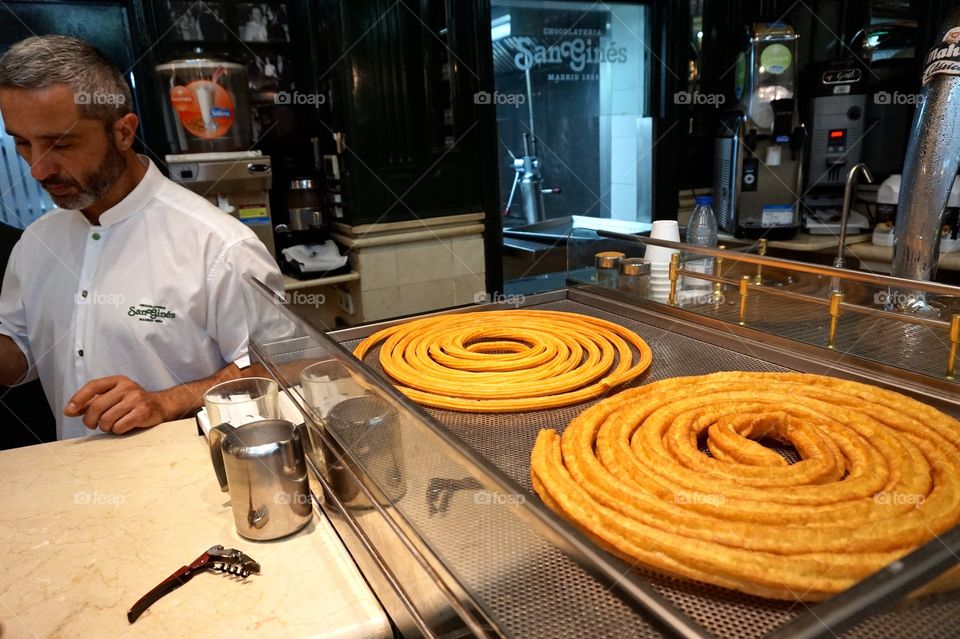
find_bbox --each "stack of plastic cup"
[646,221,680,301]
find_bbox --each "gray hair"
[0,35,132,128]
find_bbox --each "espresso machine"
[714,23,805,239]
[801,59,871,235]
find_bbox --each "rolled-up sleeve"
[0,239,37,383]
[205,237,286,366]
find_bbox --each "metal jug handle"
[209,423,237,492]
[280,421,306,475]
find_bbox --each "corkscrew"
[127,545,260,623]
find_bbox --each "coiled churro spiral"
[353,310,653,412]
[531,372,960,600]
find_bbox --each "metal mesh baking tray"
[340,296,960,639]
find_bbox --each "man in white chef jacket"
[0,35,284,440]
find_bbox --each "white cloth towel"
[281,241,347,271]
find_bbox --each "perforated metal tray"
[335,291,960,639]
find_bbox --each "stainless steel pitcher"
[209,419,312,540]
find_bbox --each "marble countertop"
[0,420,390,639]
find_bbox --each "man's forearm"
[0,335,28,386]
[155,362,249,422]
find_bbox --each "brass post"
[828,292,844,349]
[947,314,960,380]
[669,252,680,305]
[713,246,725,302]
[738,275,750,325]
[754,238,767,285]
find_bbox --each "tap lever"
[126,545,260,624]
[754,239,767,285]
[836,163,874,270]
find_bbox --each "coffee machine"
[714,23,805,239]
[800,59,870,234]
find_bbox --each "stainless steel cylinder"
[322,396,406,509]
[219,419,312,540]
[893,8,960,293]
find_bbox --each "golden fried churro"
[530,371,960,600]
[353,310,653,412]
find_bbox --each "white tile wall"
[396,279,455,316]
[396,238,454,285]
[598,3,651,224]
[350,245,398,290]
[361,286,403,321]
[611,115,638,138]
[610,183,638,221]
[346,231,485,323]
[452,273,486,306]
[610,136,637,186]
[451,236,485,277]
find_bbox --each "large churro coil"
[531,371,960,601]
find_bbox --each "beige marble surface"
[0,420,390,639]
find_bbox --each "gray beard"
[47,144,127,211]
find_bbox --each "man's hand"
[64,376,171,435]
[63,363,247,436]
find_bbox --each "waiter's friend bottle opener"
[127,545,260,623]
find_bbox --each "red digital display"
[829,129,845,139]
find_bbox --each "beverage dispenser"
[714,23,805,239]
[155,58,251,153]
[156,58,276,257]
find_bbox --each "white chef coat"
[0,156,283,439]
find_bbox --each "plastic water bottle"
[685,195,718,289]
